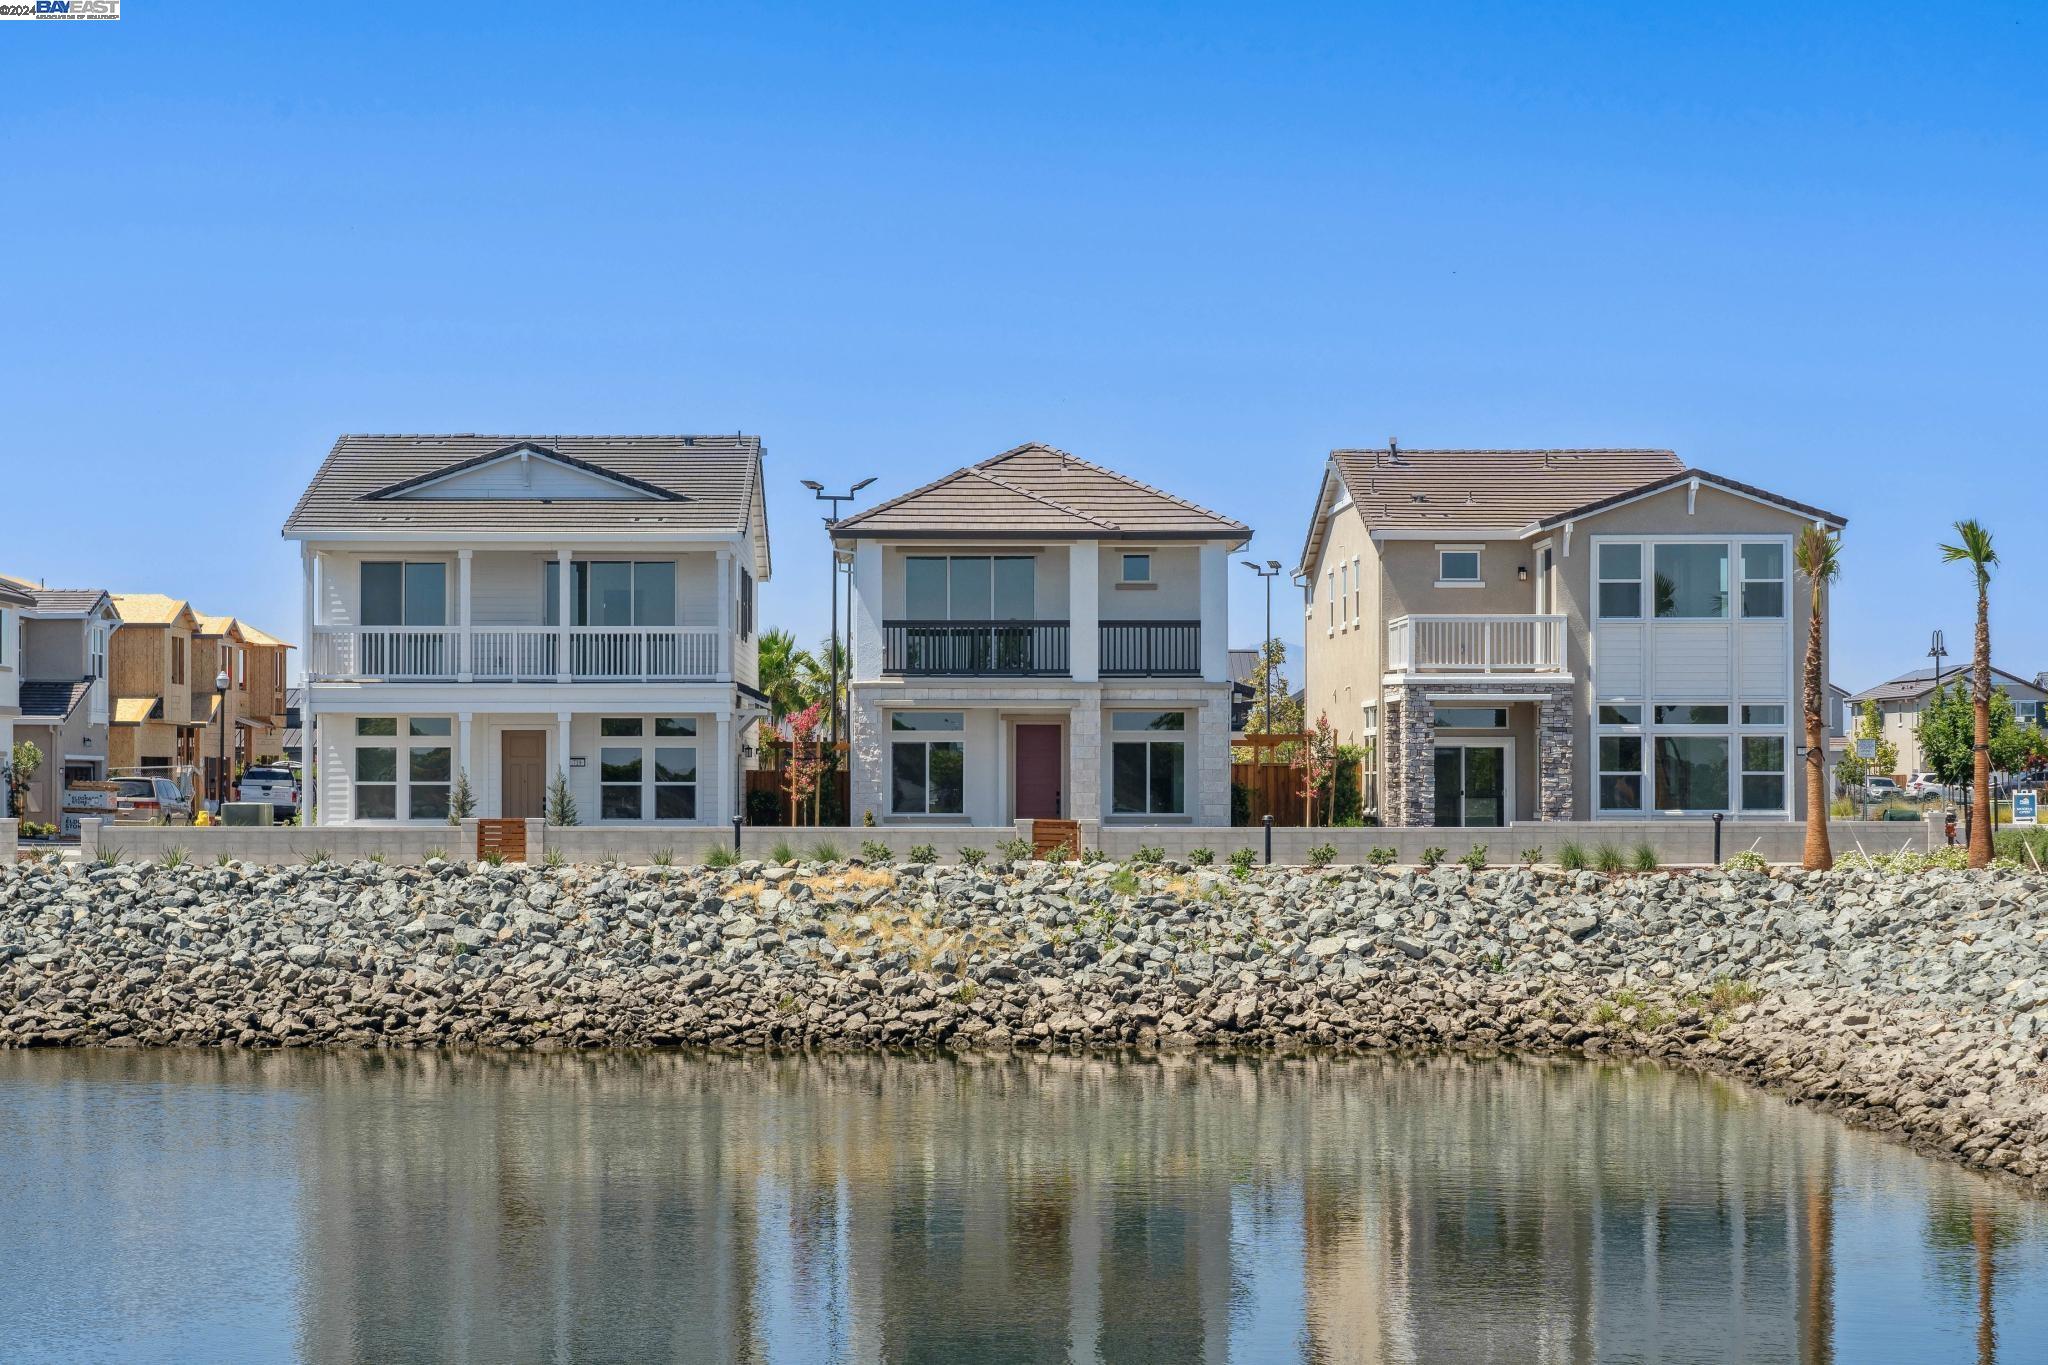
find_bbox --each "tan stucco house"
[1296,447,1845,828]
[1846,666,2047,777]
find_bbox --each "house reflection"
[272,1052,1876,1363]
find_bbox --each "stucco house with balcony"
[832,443,1249,831]
[1297,446,1845,828]
[285,434,770,827]
[0,576,118,824]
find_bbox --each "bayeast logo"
[0,0,122,17]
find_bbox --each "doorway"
[501,730,547,819]
[1434,738,1514,827]
[1014,724,1062,819]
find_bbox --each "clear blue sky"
[5,3,2043,691]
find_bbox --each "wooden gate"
[476,818,527,862]
[1031,818,1082,859]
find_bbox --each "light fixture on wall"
[1517,565,1529,582]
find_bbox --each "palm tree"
[799,637,848,718]
[1795,526,1841,870]
[1940,520,1998,868]
[756,628,812,723]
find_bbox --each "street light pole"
[213,668,230,819]
[801,477,876,759]
[1240,560,1283,740]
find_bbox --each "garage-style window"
[1111,711,1187,815]
[891,712,964,815]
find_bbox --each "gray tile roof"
[0,576,107,614]
[0,579,33,609]
[831,443,1250,542]
[1848,665,2047,704]
[1330,448,1688,531]
[281,435,764,538]
[18,680,91,721]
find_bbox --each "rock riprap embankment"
[4,855,2047,1188]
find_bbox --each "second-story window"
[362,562,448,627]
[89,625,106,680]
[905,556,1033,620]
[1120,554,1151,584]
[1436,547,1482,586]
[740,568,754,641]
[170,635,185,686]
[543,561,677,627]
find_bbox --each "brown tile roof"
[1330,447,1687,531]
[831,443,1250,542]
[0,575,106,614]
[111,594,193,627]
[281,434,763,537]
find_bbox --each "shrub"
[769,840,799,865]
[1593,844,1627,874]
[1131,844,1165,866]
[1459,844,1488,870]
[1079,846,1106,865]
[1108,868,1140,896]
[862,809,877,827]
[1995,827,2048,870]
[304,848,333,866]
[1366,846,1396,867]
[480,849,506,868]
[1331,745,1367,825]
[158,846,189,869]
[705,844,739,869]
[1520,847,1542,867]
[908,843,938,864]
[447,770,475,825]
[1227,848,1258,879]
[809,841,843,865]
[1046,841,1074,863]
[1631,842,1660,872]
[1722,849,1769,873]
[1829,797,1856,820]
[546,771,579,826]
[1188,847,1215,867]
[214,852,233,868]
[1307,843,1337,868]
[860,839,894,865]
[957,846,986,868]
[745,788,783,827]
[95,845,124,867]
[1419,846,1447,870]
[1559,840,1588,871]
[996,837,1034,862]
[542,848,565,869]
[425,846,448,862]
[1231,783,1253,826]
[367,851,387,865]
[652,847,675,867]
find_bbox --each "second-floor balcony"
[308,626,724,684]
[1386,614,1566,674]
[881,620,1202,679]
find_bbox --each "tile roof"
[0,574,106,614]
[113,697,162,725]
[0,578,33,609]
[1848,666,2047,705]
[831,443,1250,542]
[17,681,91,721]
[1329,448,1687,531]
[110,594,191,626]
[282,434,764,537]
[1525,467,1845,530]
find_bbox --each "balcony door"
[1433,738,1513,827]
[360,562,447,676]
[902,555,1039,673]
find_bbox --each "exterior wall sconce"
[1517,565,1529,581]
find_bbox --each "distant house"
[1847,666,2047,776]
[107,594,203,782]
[0,577,33,815]
[0,576,118,824]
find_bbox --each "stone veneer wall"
[1383,681,1576,828]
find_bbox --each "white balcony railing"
[309,627,725,683]
[1385,614,1566,674]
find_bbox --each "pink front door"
[1014,725,1062,818]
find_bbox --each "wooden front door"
[1014,724,1062,819]
[501,731,547,819]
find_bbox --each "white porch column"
[715,710,734,824]
[458,711,473,802]
[555,549,573,683]
[555,710,572,788]
[1198,543,1229,682]
[301,546,316,678]
[715,547,734,681]
[306,710,320,827]
[851,542,884,681]
[1068,543,1099,682]
[457,549,474,681]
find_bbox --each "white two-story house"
[1297,447,1845,828]
[832,444,1250,831]
[285,435,771,827]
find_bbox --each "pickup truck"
[238,765,300,822]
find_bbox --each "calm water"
[1,1052,2044,1364]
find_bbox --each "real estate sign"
[2015,791,2039,827]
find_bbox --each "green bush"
[1131,844,1165,866]
[1631,842,1660,872]
[1593,844,1627,874]
[908,843,938,864]
[546,771,579,826]
[1520,847,1542,867]
[1108,868,1140,896]
[1330,745,1367,825]
[652,847,675,867]
[1995,827,2048,869]
[860,839,894,865]
[159,846,189,869]
[1307,843,1336,868]
[705,844,739,869]
[1188,847,1215,866]
[1080,846,1106,865]
[1227,848,1258,879]
[1419,846,1447,870]
[745,788,783,827]
[1722,849,1769,873]
[1231,783,1254,826]
[770,840,799,865]
[1559,840,1588,871]
[996,837,1034,862]
[1045,841,1074,862]
[1459,844,1488,870]
[809,841,842,865]
[1366,846,1396,867]
[957,846,986,868]
[542,847,565,869]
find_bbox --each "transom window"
[1435,707,1508,729]
[891,712,964,815]
[352,715,452,821]
[596,716,699,820]
[1598,538,1791,622]
[906,556,1035,620]
[1740,704,1785,726]
[1655,703,1730,726]
[1598,704,1642,725]
[1110,711,1187,815]
[1437,547,1482,585]
[544,561,676,627]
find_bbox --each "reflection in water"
[1,1051,2045,1363]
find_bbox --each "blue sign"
[2015,792,2038,827]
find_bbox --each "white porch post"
[716,710,734,823]
[307,711,321,827]
[301,546,316,679]
[1198,543,1229,682]
[555,549,573,684]
[1068,543,1099,682]
[458,711,473,809]
[457,549,473,682]
[555,710,572,792]
[851,542,884,682]
[716,547,734,682]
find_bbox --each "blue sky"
[4,2,2043,691]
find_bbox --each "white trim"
[375,445,664,502]
[1386,672,1576,688]
[1369,527,1522,541]
[1519,475,1844,538]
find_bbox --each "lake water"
[1,1052,2044,1363]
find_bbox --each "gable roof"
[363,442,684,502]
[831,443,1249,543]
[282,434,764,539]
[113,696,162,725]
[1525,467,1845,531]
[19,680,92,722]
[111,594,194,627]
[0,574,109,615]
[0,579,32,609]
[237,623,293,650]
[1848,665,2047,705]
[192,612,243,640]
[1331,448,1686,531]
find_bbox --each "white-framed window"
[1740,543,1785,619]
[1327,571,1335,629]
[1598,703,1642,725]
[89,624,106,680]
[1351,555,1361,625]
[1597,543,1643,619]
[891,712,963,814]
[597,716,699,820]
[2015,700,2042,727]
[1740,733,1787,813]
[1361,703,1379,734]
[351,715,452,821]
[0,607,11,670]
[1120,554,1151,585]
[1110,710,1187,815]
[1655,735,1731,812]
[1436,546,1482,587]
[362,561,448,626]
[1598,732,1645,812]
[905,556,1035,620]
[235,646,246,690]
[1337,562,1349,631]
[1654,703,1730,726]
[1740,704,1786,726]
[1653,543,1730,619]
[544,561,677,627]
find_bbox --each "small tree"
[447,769,476,826]
[4,740,43,819]
[783,701,827,827]
[1919,681,2030,790]
[1854,700,1897,777]
[546,770,580,826]
[1233,639,1304,762]
[1293,711,1338,827]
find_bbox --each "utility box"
[221,802,273,827]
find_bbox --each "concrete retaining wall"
[0,819,15,864]
[80,819,501,867]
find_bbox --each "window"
[362,562,448,626]
[740,567,754,641]
[891,712,964,815]
[0,608,10,670]
[655,745,697,819]
[1120,554,1151,584]
[1110,711,1187,815]
[595,717,699,820]
[2015,700,2042,727]
[544,562,677,627]
[1437,547,1481,585]
[600,747,643,819]
[1740,543,1785,618]
[170,635,186,686]
[1327,572,1335,629]
[1741,734,1786,812]
[235,647,246,690]
[1653,543,1729,618]
[1654,703,1730,726]
[408,718,452,820]
[1597,544,1642,619]
[1351,555,1361,625]
[1599,735,1644,812]
[1655,736,1730,811]
[355,744,397,819]
[1337,562,1349,629]
[1740,704,1785,726]
[352,716,450,821]
[904,556,1035,619]
[600,717,643,738]
[89,626,105,680]
[1435,707,1508,729]
[1598,704,1642,725]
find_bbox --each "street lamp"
[213,668,230,819]
[802,476,876,758]
[1240,559,1284,742]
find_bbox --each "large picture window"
[1655,736,1730,811]
[362,562,447,626]
[904,556,1034,620]
[351,715,450,821]
[891,712,964,815]
[1110,711,1187,815]
[596,716,699,820]
[1653,543,1730,619]
[544,561,677,627]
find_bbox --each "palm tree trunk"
[1970,583,1994,868]
[1803,573,1832,869]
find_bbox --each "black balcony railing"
[883,620,1070,676]
[1099,621,1201,676]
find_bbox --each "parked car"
[1907,772,1944,797]
[113,777,194,825]
[238,765,299,821]
[1862,776,1902,802]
